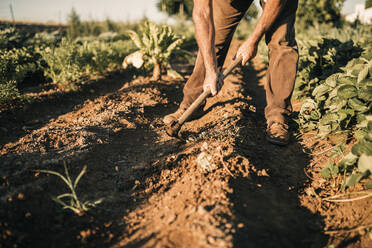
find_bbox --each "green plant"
[37,163,103,215]
[294,38,363,100]
[40,37,136,89]
[293,28,372,189]
[40,38,82,90]
[67,8,82,40]
[124,21,189,80]
[296,0,345,28]
[366,0,372,9]
[0,27,29,49]
[157,0,194,18]
[337,119,372,188]
[0,47,40,103]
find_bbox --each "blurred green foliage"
[296,0,345,28]
[366,0,372,9]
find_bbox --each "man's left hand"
[235,38,259,66]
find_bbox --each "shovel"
[166,57,242,138]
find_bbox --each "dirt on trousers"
[0,41,371,248]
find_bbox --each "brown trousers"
[181,0,299,124]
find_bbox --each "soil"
[1,41,371,248]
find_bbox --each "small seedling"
[37,162,103,215]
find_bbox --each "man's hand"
[193,0,221,95]
[235,37,258,66]
[203,70,223,96]
[236,0,288,66]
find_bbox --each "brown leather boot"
[163,104,205,125]
[265,122,290,146]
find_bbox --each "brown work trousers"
[181,0,299,124]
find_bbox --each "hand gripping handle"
[177,57,242,125]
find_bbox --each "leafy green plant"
[40,38,82,90]
[297,45,371,137]
[0,47,40,103]
[37,163,103,215]
[123,21,189,80]
[0,28,29,49]
[337,119,372,188]
[293,30,372,189]
[40,38,136,89]
[294,38,363,100]
[296,0,345,28]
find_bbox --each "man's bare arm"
[193,0,222,96]
[236,0,288,65]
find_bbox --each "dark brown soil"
[1,41,371,248]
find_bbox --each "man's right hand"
[193,0,221,96]
[203,70,224,96]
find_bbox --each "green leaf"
[350,64,365,77]
[365,180,372,189]
[37,169,72,189]
[351,140,372,156]
[348,98,368,112]
[312,84,329,98]
[167,69,183,80]
[337,76,355,85]
[127,30,143,49]
[321,162,339,179]
[337,85,358,99]
[73,166,87,189]
[368,120,372,132]
[355,129,368,141]
[310,110,321,120]
[357,62,370,83]
[318,124,332,138]
[358,154,372,173]
[358,86,372,102]
[345,173,364,188]
[358,78,372,87]
[340,152,358,167]
[320,113,339,124]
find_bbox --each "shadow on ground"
[229,64,328,247]
[0,75,187,247]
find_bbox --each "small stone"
[196,152,216,172]
[207,235,216,244]
[261,169,269,177]
[166,214,176,224]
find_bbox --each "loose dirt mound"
[1,42,371,247]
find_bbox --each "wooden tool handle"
[177,57,242,125]
[221,57,242,80]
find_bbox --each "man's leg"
[262,0,299,145]
[163,0,252,125]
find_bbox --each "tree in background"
[366,0,372,9]
[296,0,345,28]
[157,0,259,21]
[67,8,82,39]
[157,0,193,18]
